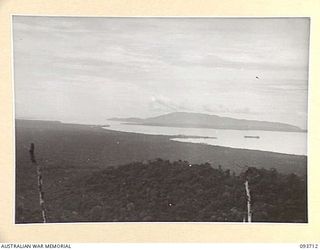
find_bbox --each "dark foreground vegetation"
[83,160,306,222]
[15,120,307,223]
[16,159,307,223]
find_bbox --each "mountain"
[108,112,304,132]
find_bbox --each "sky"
[13,17,310,128]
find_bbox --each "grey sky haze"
[13,17,309,128]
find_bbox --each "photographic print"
[13,16,309,223]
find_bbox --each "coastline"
[16,119,307,176]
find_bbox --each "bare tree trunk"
[29,143,47,223]
[244,180,252,223]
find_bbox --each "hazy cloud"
[13,17,309,128]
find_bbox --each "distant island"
[109,112,304,132]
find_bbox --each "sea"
[103,121,307,156]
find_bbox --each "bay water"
[103,121,307,156]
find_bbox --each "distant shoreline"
[15,119,307,176]
[108,111,305,133]
[120,122,308,133]
[15,118,307,133]
[15,119,307,156]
